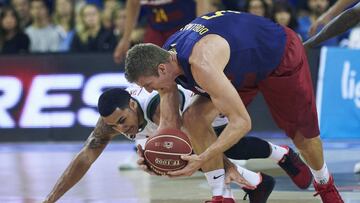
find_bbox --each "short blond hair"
[125,43,170,83]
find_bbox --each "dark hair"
[30,0,49,13]
[243,0,270,18]
[53,0,75,30]
[98,88,131,117]
[0,6,21,48]
[271,1,298,31]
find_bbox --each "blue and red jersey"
[162,11,287,96]
[141,0,196,31]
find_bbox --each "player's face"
[136,64,175,92]
[102,102,139,140]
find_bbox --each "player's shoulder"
[126,84,147,97]
[126,84,159,102]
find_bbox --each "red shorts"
[239,27,320,139]
[144,25,180,46]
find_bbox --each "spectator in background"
[0,6,29,53]
[271,1,299,31]
[244,0,271,18]
[297,0,345,46]
[25,0,61,52]
[53,0,75,52]
[220,0,244,11]
[113,0,216,63]
[71,4,116,52]
[112,5,144,46]
[102,0,120,30]
[264,0,273,11]
[11,0,31,28]
[112,5,126,41]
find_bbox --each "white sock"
[310,163,330,184]
[223,184,233,199]
[204,169,225,196]
[235,164,261,188]
[268,142,289,162]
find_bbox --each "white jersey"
[125,84,228,139]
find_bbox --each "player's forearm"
[123,0,141,41]
[325,0,358,20]
[158,86,182,130]
[45,128,111,202]
[305,6,360,48]
[44,151,94,202]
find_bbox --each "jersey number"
[201,10,241,20]
[153,8,168,23]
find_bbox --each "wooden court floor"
[0,141,360,203]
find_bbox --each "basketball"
[144,129,192,175]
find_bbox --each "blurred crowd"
[0,0,358,55]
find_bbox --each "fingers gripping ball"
[144,129,192,175]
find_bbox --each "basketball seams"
[146,134,192,152]
[144,150,192,156]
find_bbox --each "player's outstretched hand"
[113,38,131,64]
[225,162,254,189]
[136,144,158,176]
[167,154,204,177]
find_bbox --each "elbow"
[241,117,252,134]
[231,115,252,137]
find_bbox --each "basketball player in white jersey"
[43,85,307,203]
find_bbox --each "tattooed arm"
[43,118,117,203]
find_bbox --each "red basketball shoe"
[278,146,313,189]
[223,197,236,203]
[313,175,344,203]
[205,196,223,203]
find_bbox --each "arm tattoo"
[88,135,110,149]
[86,118,115,149]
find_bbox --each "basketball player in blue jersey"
[124,11,344,203]
[113,0,214,63]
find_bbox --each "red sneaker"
[313,175,344,203]
[223,197,236,203]
[278,146,313,189]
[205,196,223,203]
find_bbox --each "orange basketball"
[144,129,192,175]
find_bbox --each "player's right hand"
[136,144,158,176]
[113,38,131,64]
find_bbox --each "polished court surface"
[1,138,360,203]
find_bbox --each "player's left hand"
[167,154,204,177]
